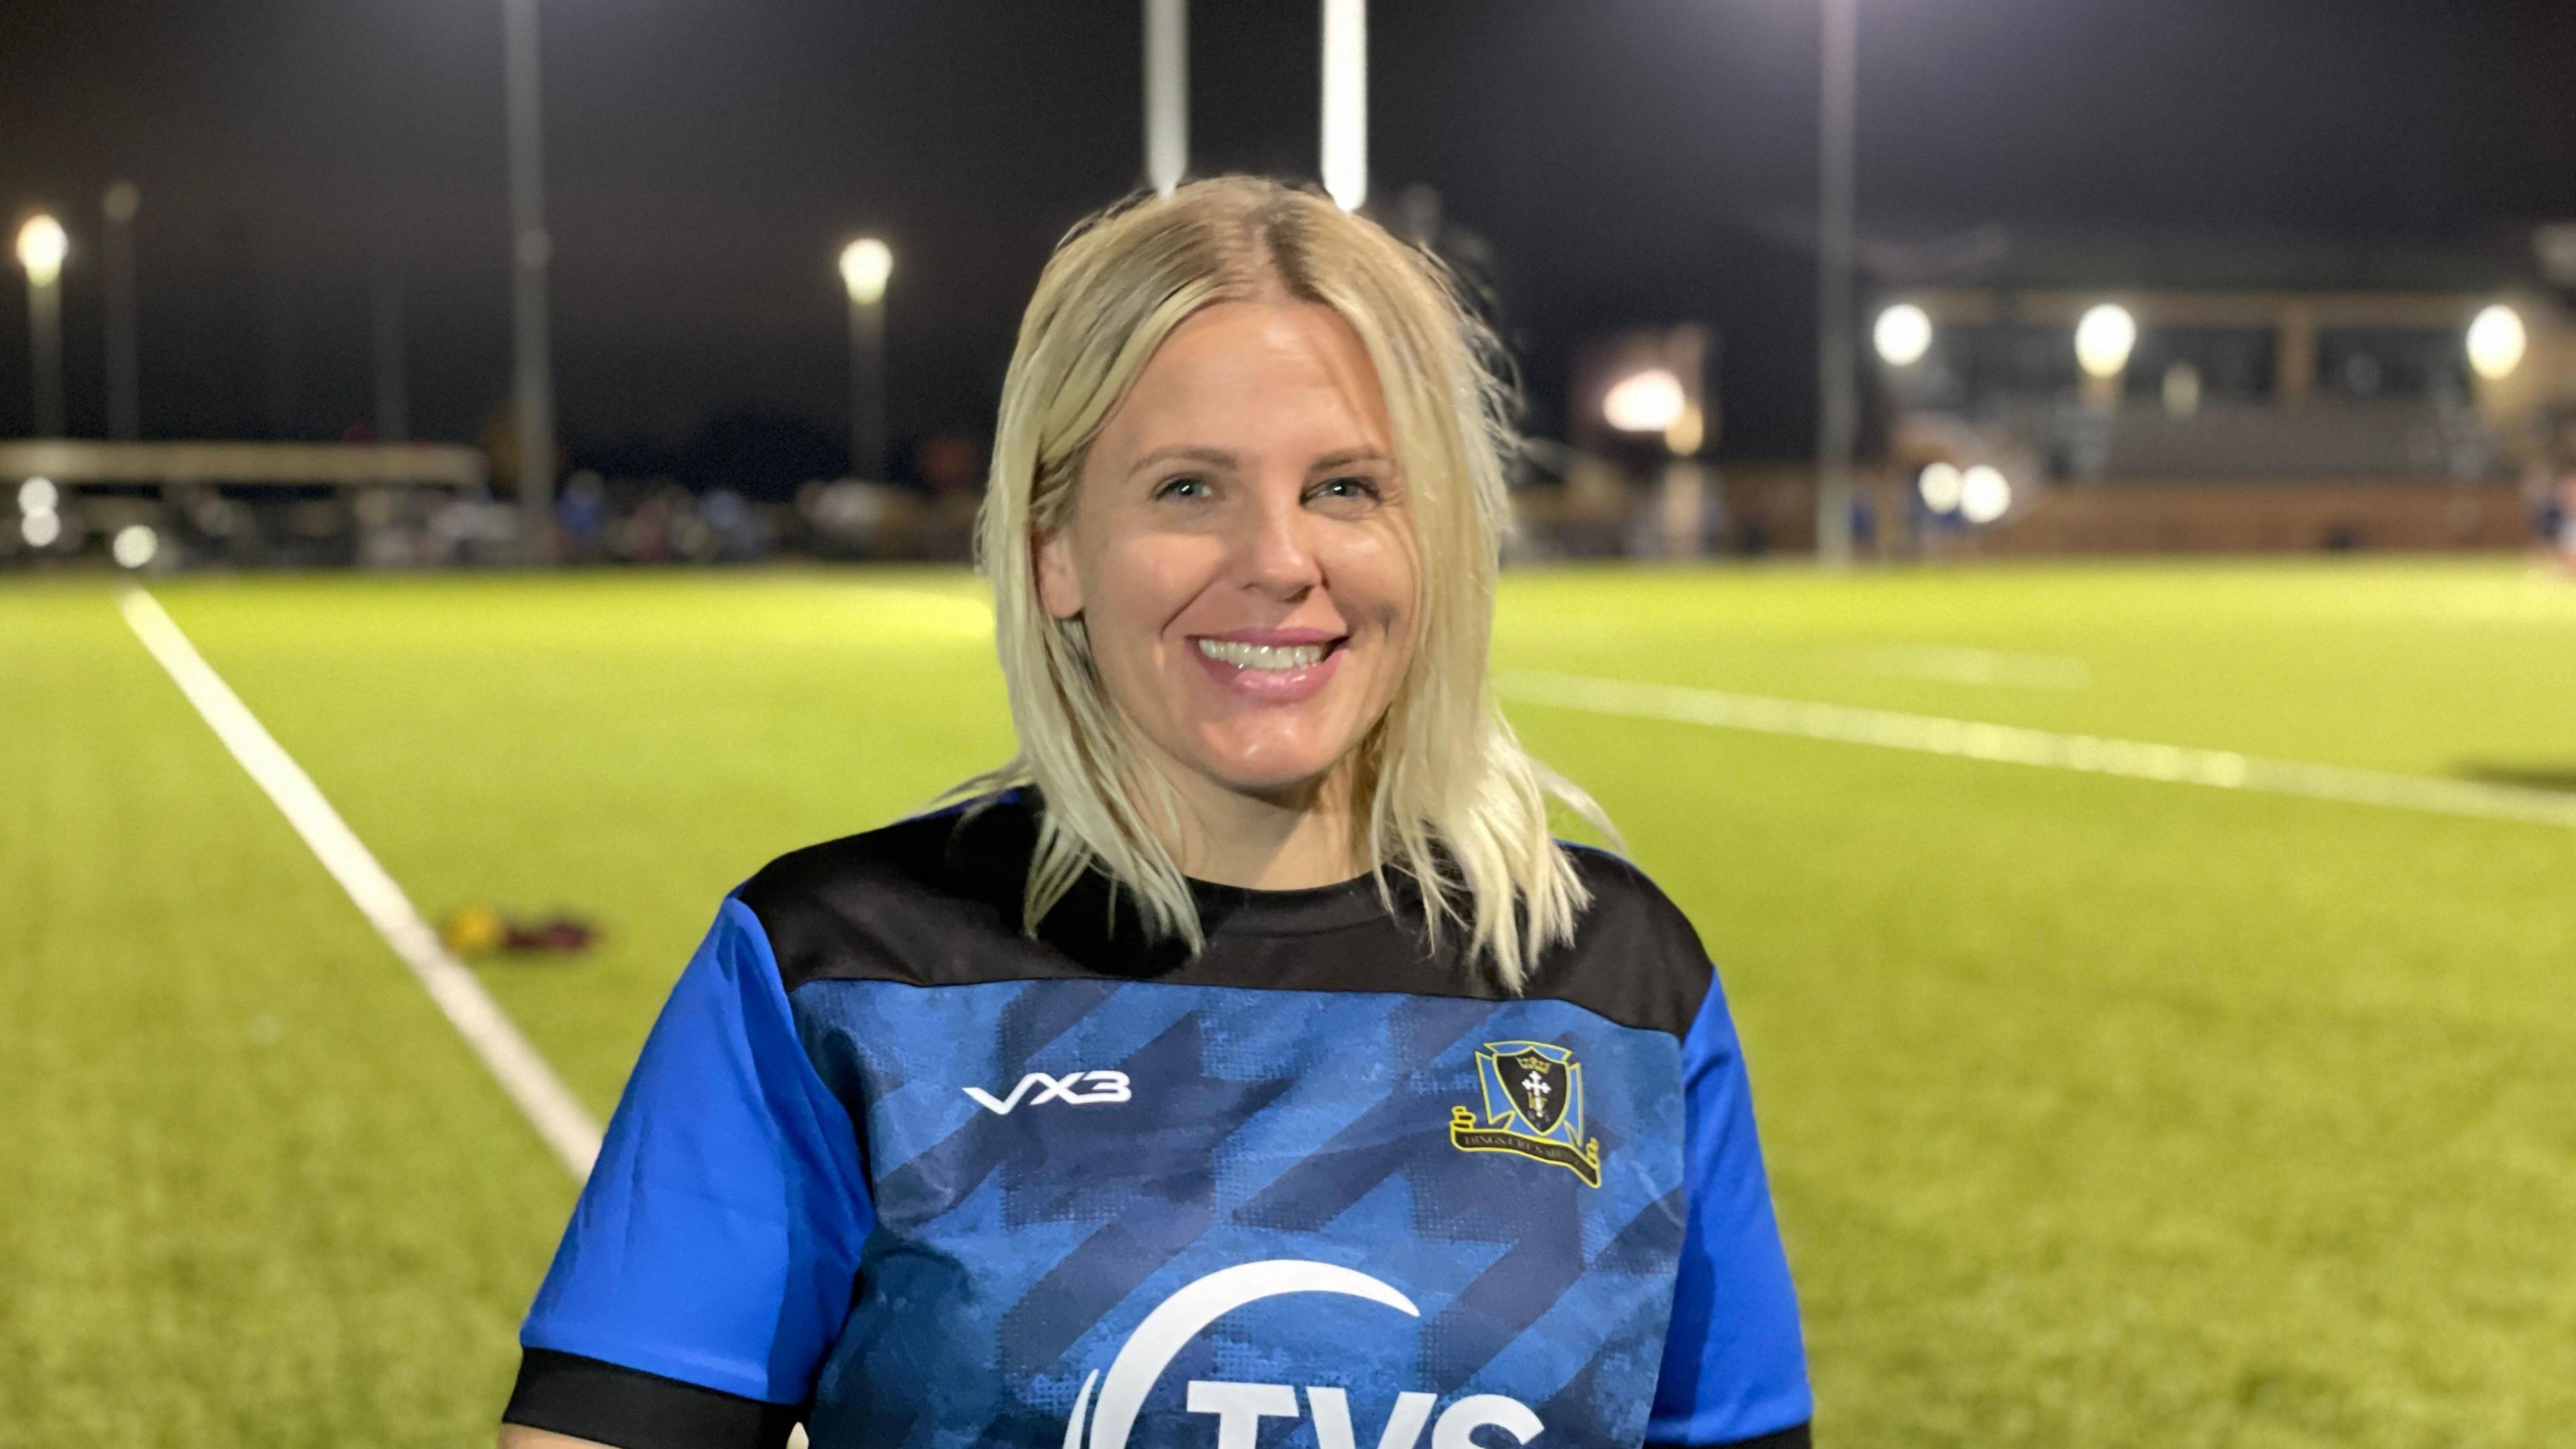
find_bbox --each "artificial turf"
[4,559,2571,1448]
[0,583,573,1448]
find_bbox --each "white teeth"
[1195,638,1329,671]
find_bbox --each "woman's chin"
[1189,751,1350,802]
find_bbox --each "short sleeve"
[1646,966,1814,1446]
[504,896,873,1444]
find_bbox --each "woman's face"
[1037,299,1419,807]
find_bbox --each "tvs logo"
[1059,1260,1541,1449]
[964,1070,1132,1116]
[1448,1041,1601,1187]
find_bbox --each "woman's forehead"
[1099,301,1393,461]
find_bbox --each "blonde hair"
[952,175,1615,989]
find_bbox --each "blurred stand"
[1508,323,1739,562]
[0,439,486,570]
[0,427,1008,576]
[1865,229,2573,555]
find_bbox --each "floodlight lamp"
[1602,368,1686,434]
[1917,462,1964,514]
[1958,464,2012,525]
[21,511,61,548]
[1873,303,1933,368]
[16,214,68,286]
[2466,304,2526,381]
[839,238,893,305]
[112,524,159,569]
[2074,303,2137,378]
[19,477,58,515]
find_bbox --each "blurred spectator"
[2557,472,2576,573]
[699,488,770,562]
[915,432,987,558]
[559,471,610,561]
[915,433,984,496]
[620,488,676,564]
[799,478,916,559]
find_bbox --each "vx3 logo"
[963,1070,1132,1116]
[1060,1260,1543,1449]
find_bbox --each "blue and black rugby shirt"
[504,790,1812,1448]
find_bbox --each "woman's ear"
[1034,526,1083,621]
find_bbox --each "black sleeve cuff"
[502,1348,803,1449]
[1649,1422,1813,1449]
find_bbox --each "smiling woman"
[977,176,1602,983]
[1033,301,1422,877]
[499,178,1813,1449]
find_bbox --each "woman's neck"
[1151,761,1369,890]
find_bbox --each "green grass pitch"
[5,559,2573,1448]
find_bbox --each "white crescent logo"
[1061,1260,1417,1449]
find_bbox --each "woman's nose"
[1236,485,1322,594]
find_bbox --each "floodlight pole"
[103,182,141,441]
[25,264,64,439]
[1145,0,1188,197]
[18,214,68,439]
[848,291,886,482]
[1814,0,1858,568]
[502,0,558,563]
[839,239,894,482]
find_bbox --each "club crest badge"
[1450,1040,1601,1187]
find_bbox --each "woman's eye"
[1314,476,1382,502]
[1154,475,1210,501]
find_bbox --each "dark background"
[3,0,2571,478]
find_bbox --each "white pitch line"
[119,588,602,1179]
[1849,642,2092,692]
[1495,667,2576,833]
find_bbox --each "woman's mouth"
[1191,637,1340,670]
[1186,633,1348,702]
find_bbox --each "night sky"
[3,0,2572,474]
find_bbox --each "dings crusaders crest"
[1450,1040,1602,1187]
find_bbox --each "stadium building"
[1870,225,2576,553]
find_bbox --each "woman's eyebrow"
[1126,445,1238,478]
[1309,447,1395,472]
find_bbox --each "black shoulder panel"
[736,794,1065,995]
[735,793,1717,1039]
[1532,843,1718,1040]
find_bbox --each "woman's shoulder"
[1524,840,1720,1042]
[737,788,1035,907]
[1558,840,1713,968]
[729,789,1040,991]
